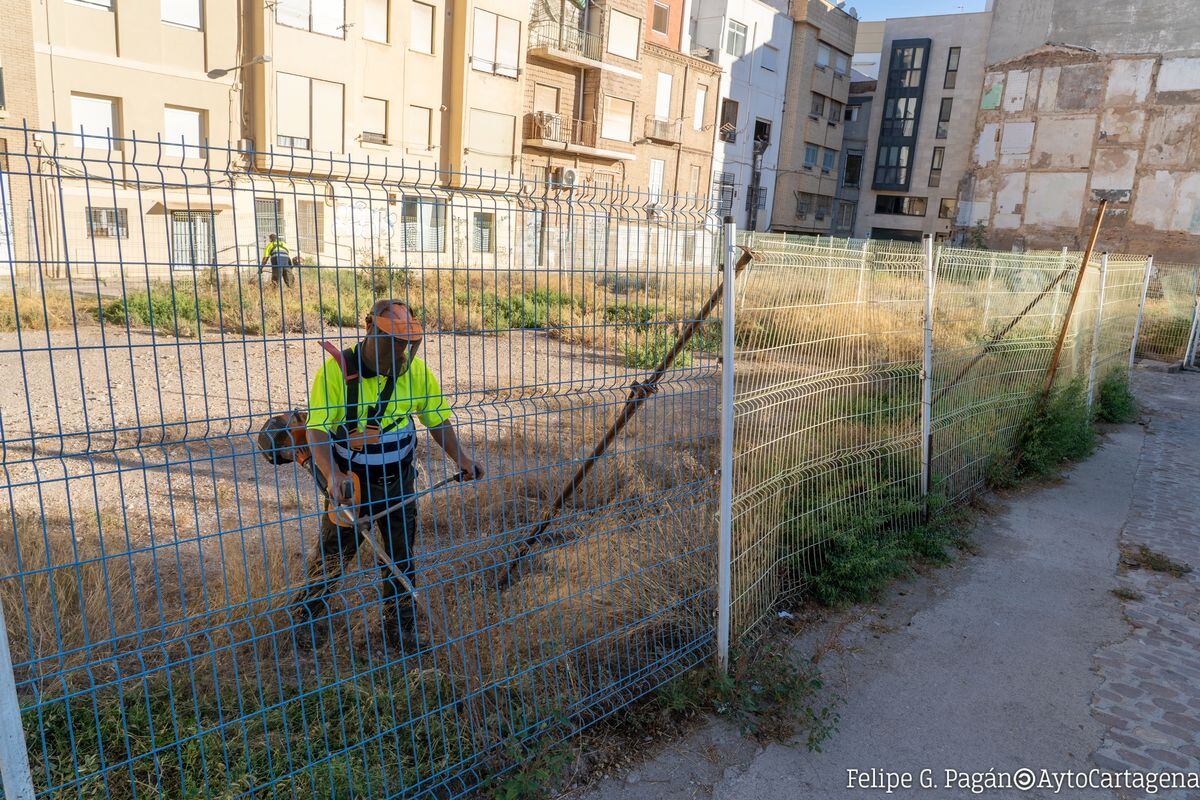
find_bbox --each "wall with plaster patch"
[958,47,1200,261]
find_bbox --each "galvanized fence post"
[1087,253,1110,410]
[855,239,869,303]
[1128,256,1154,379]
[0,600,35,800]
[920,237,936,502]
[981,252,997,329]
[1185,264,1200,371]
[716,216,736,674]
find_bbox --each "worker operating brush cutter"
[262,299,483,652]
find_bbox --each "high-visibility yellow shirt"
[263,240,290,258]
[306,352,452,435]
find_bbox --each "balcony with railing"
[522,112,635,160]
[643,116,682,143]
[528,20,603,66]
[524,112,597,149]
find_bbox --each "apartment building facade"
[854,11,992,242]
[690,0,791,230]
[520,0,720,198]
[15,0,535,276]
[768,0,856,235]
[830,75,872,236]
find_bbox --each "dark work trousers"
[269,264,294,286]
[294,464,418,640]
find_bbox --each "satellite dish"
[847,6,859,17]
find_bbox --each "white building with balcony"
[690,0,792,230]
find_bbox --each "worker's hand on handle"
[457,459,485,482]
[334,473,356,506]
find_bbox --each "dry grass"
[0,289,79,332]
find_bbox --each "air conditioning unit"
[534,111,563,141]
[556,166,579,189]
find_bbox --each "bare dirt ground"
[0,323,718,663]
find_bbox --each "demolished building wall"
[957,46,1200,261]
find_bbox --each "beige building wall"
[1,0,42,275]
[855,11,993,241]
[959,47,1200,261]
[32,0,240,146]
[249,0,527,177]
[769,0,857,234]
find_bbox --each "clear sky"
[847,0,988,21]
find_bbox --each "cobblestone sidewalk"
[1091,369,1200,797]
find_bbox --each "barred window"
[472,211,495,253]
[87,207,129,239]
[402,197,446,252]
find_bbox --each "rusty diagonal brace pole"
[495,245,757,592]
[931,200,1108,407]
[1040,198,1108,400]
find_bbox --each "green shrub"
[1095,371,1136,424]
[481,289,581,331]
[604,301,658,330]
[622,329,692,369]
[102,287,207,336]
[1016,379,1095,478]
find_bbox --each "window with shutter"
[161,0,201,28]
[601,96,634,141]
[364,0,388,41]
[311,79,344,152]
[163,106,203,157]
[311,0,344,36]
[472,9,520,76]
[648,159,665,201]
[607,10,641,60]
[407,105,432,150]
[411,2,434,53]
[654,72,672,119]
[276,73,311,148]
[362,97,388,143]
[70,94,118,150]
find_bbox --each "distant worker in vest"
[261,232,294,286]
[293,299,483,652]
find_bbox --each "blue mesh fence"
[0,126,723,798]
[0,126,1157,799]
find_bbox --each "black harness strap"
[342,346,398,434]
